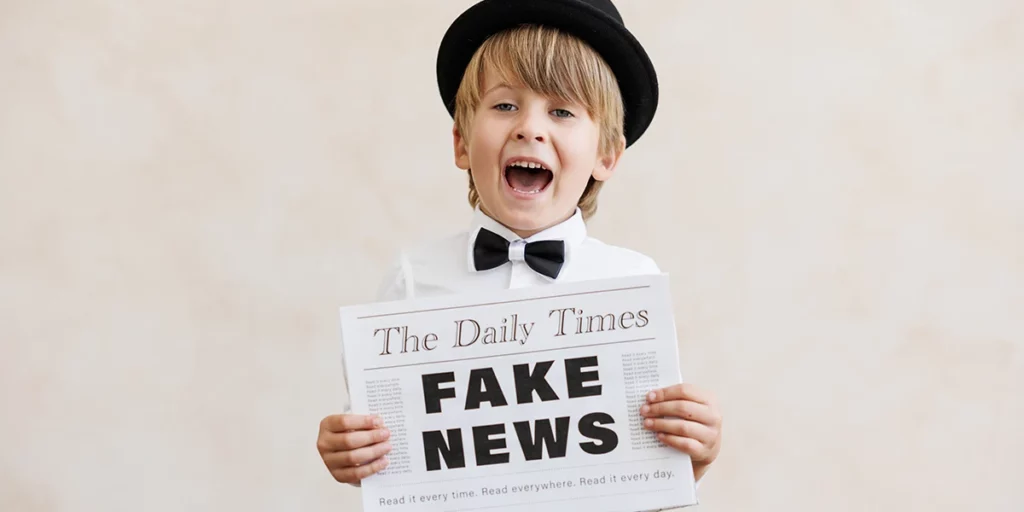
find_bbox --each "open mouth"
[504,160,553,195]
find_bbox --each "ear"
[453,123,471,170]
[592,135,626,182]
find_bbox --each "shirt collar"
[466,206,588,274]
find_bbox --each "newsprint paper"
[339,274,697,512]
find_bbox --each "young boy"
[317,0,723,501]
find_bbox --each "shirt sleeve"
[641,258,662,275]
[375,251,413,301]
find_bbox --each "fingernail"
[382,443,392,452]
[647,391,656,402]
[640,405,650,415]
[381,457,389,467]
[644,418,654,428]
[373,417,383,428]
[382,429,391,439]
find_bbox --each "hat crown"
[437,0,658,147]
[575,0,623,24]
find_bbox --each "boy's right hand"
[317,414,392,484]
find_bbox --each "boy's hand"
[317,414,392,484]
[640,384,722,481]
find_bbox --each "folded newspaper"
[339,274,697,512]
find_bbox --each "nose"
[513,110,547,143]
[516,130,545,143]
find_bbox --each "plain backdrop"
[1,0,1022,511]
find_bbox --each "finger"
[318,428,391,454]
[656,433,707,459]
[647,384,715,406]
[322,414,383,433]
[331,456,390,484]
[324,441,393,469]
[641,399,719,426]
[643,418,716,445]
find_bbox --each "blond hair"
[453,24,625,220]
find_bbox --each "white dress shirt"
[375,206,662,301]
[339,207,699,508]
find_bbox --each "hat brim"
[436,0,658,148]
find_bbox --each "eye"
[493,103,517,112]
[551,108,575,119]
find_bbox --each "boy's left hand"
[641,383,722,481]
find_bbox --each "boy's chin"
[491,204,572,234]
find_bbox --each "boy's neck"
[480,206,577,239]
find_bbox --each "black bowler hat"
[436,0,659,148]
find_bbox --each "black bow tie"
[473,228,565,279]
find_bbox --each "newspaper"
[339,274,697,512]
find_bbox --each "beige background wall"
[1,0,1022,511]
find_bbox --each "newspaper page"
[339,274,697,512]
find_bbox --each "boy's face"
[454,67,623,237]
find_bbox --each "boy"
[317,0,723,502]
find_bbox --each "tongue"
[506,167,550,192]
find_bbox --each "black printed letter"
[513,361,559,404]
[422,372,456,414]
[472,424,509,466]
[565,356,602,398]
[513,417,570,461]
[465,368,508,410]
[578,412,618,455]
[423,429,466,471]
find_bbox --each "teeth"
[507,161,546,170]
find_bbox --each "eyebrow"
[482,82,514,97]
